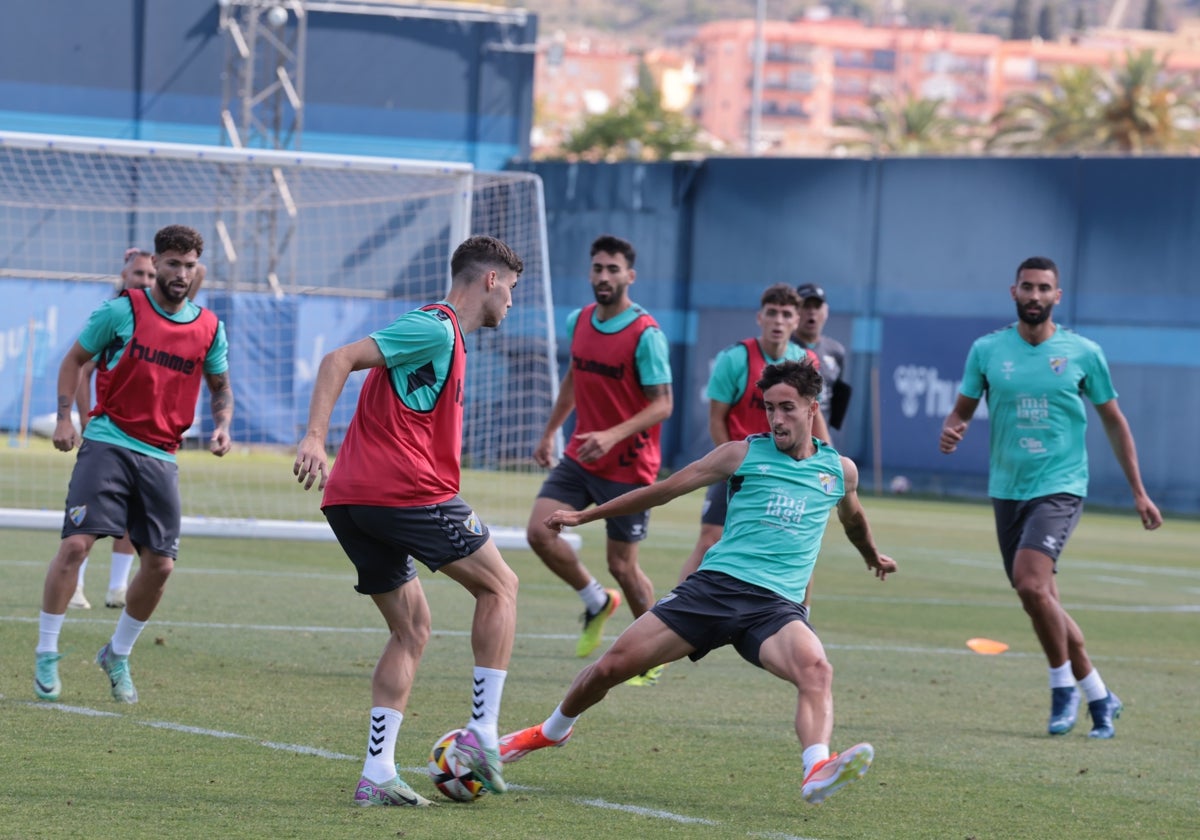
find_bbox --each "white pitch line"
[12,698,767,834]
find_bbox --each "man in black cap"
[795,283,850,431]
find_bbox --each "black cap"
[796,283,826,303]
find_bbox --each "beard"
[1016,300,1053,326]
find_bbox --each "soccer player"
[69,249,158,611]
[293,235,524,807]
[501,359,895,806]
[940,255,1162,738]
[35,224,233,705]
[679,283,828,584]
[526,234,672,682]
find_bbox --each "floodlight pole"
[217,0,307,293]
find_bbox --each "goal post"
[0,130,574,550]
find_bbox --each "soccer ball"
[889,475,912,494]
[428,729,486,802]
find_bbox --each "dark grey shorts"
[61,439,182,558]
[651,569,812,669]
[992,493,1084,585]
[537,456,650,543]
[699,480,728,527]
[323,497,491,595]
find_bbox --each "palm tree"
[837,95,975,155]
[988,65,1107,152]
[988,50,1200,154]
[1096,49,1198,153]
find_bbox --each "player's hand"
[573,430,615,463]
[210,428,232,457]
[294,435,328,491]
[532,435,556,467]
[52,417,78,453]
[939,422,967,453]
[868,553,896,580]
[544,509,583,532]
[1135,494,1163,531]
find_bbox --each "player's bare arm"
[534,367,576,466]
[573,382,673,463]
[1094,399,1163,530]
[53,341,94,452]
[939,393,980,454]
[708,400,733,445]
[836,456,896,579]
[74,359,98,433]
[546,440,748,531]
[205,370,234,457]
[294,336,386,490]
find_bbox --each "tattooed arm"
[204,370,233,456]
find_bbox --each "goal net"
[0,131,568,549]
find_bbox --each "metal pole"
[749,0,765,155]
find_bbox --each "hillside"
[518,0,1200,40]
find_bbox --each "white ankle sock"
[1078,669,1108,703]
[109,553,136,590]
[110,611,147,656]
[37,611,66,654]
[1048,662,1074,689]
[541,705,579,742]
[362,707,402,783]
[577,579,608,614]
[467,667,507,747]
[802,744,830,778]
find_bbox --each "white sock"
[362,707,402,783]
[1048,662,1074,689]
[577,579,609,614]
[541,704,579,742]
[77,557,89,588]
[802,744,831,778]
[110,610,147,656]
[109,553,136,590]
[37,611,66,654]
[1077,668,1109,703]
[467,667,507,748]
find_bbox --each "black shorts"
[992,493,1084,585]
[699,480,728,527]
[61,440,182,558]
[323,497,491,595]
[537,456,650,543]
[651,569,811,669]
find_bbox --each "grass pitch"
[2,489,1197,839]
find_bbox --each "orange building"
[690,15,1200,155]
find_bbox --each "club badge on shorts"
[68,505,87,526]
[463,511,483,535]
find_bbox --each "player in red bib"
[294,235,524,807]
[34,224,233,707]
[526,235,673,684]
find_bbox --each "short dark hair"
[451,235,523,281]
[155,225,204,258]
[591,234,636,268]
[1016,256,1058,281]
[757,358,822,402]
[760,283,801,309]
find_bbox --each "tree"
[1143,0,1167,31]
[988,50,1200,154]
[1037,1,1060,41]
[837,94,976,155]
[989,65,1106,151]
[1010,0,1035,39]
[558,70,701,162]
[1098,49,1197,153]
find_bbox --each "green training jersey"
[706,340,809,405]
[959,324,1117,500]
[699,434,844,604]
[370,303,458,412]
